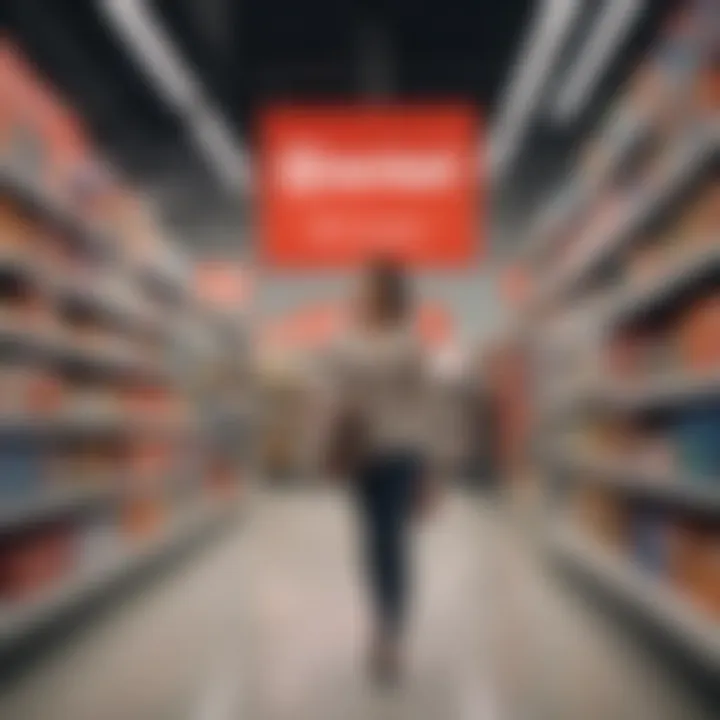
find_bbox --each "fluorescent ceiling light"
[552,0,645,120]
[490,0,581,179]
[101,0,250,194]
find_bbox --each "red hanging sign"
[259,105,480,269]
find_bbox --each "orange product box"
[68,441,121,485]
[694,533,720,619]
[677,293,720,373]
[0,368,62,414]
[671,522,720,619]
[0,200,34,252]
[121,498,166,540]
[0,525,74,601]
[127,440,173,482]
[676,180,720,245]
[121,386,169,415]
[692,58,720,119]
[26,371,65,414]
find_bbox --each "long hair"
[365,257,412,326]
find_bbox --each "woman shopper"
[324,258,440,684]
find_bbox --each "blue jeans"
[356,452,421,638]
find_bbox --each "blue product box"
[673,403,720,484]
[0,436,46,500]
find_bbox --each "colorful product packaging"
[0,435,46,499]
[121,498,166,541]
[672,402,720,482]
[677,293,720,373]
[0,522,76,602]
[671,521,720,619]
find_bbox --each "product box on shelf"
[677,292,720,372]
[691,47,720,121]
[671,520,720,619]
[0,435,46,500]
[51,437,123,488]
[676,180,720,247]
[649,6,708,125]
[0,521,76,603]
[573,486,630,551]
[64,386,120,419]
[672,401,720,482]
[0,367,60,415]
[126,439,174,489]
[0,200,35,256]
[120,498,167,542]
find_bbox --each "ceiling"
[4,0,673,256]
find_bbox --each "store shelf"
[526,114,652,262]
[546,448,720,514]
[546,373,720,419]
[0,323,164,379]
[600,373,720,411]
[0,252,39,282]
[0,486,118,535]
[0,501,237,650]
[55,281,149,329]
[602,244,720,328]
[0,323,57,353]
[0,411,194,438]
[54,343,166,380]
[0,165,114,258]
[540,128,718,306]
[135,256,191,308]
[552,527,720,673]
[0,263,163,344]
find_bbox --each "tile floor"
[0,489,714,720]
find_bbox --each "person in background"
[324,258,440,684]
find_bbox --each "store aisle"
[0,490,715,720]
[238,490,503,720]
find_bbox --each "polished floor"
[0,489,714,720]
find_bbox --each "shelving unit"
[0,485,119,535]
[600,244,720,327]
[546,448,720,515]
[513,2,720,675]
[1,114,243,652]
[0,501,237,652]
[537,127,718,308]
[524,106,656,264]
[552,528,720,673]
[0,166,115,259]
